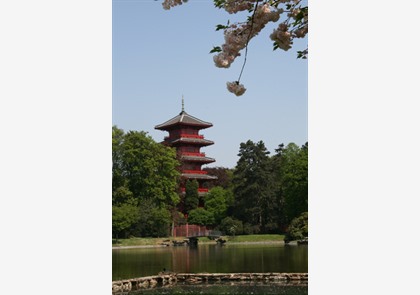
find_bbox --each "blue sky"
[112,0,308,168]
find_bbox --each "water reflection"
[113,244,307,280]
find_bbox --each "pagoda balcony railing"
[182,152,206,157]
[180,134,204,139]
[182,170,208,175]
[164,134,205,140]
[180,188,209,193]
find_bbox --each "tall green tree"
[232,140,277,232]
[112,126,126,192]
[120,130,180,207]
[280,142,308,222]
[270,143,288,230]
[112,126,181,238]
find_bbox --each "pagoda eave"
[154,111,213,130]
[181,156,216,163]
[181,173,218,180]
[180,189,210,196]
[168,138,214,146]
[155,123,212,131]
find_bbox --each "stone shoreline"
[112,240,288,250]
[112,272,308,294]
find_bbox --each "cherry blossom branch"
[162,0,308,96]
[237,0,260,83]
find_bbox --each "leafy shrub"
[188,208,215,226]
[285,212,308,242]
[219,217,243,236]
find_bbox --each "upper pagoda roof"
[155,111,213,130]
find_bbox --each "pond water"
[112,243,308,281]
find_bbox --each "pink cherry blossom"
[162,0,184,10]
[227,81,246,96]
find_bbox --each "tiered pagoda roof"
[164,136,214,146]
[155,110,213,130]
[181,171,218,180]
[180,153,215,164]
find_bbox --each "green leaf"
[297,50,308,59]
[215,24,228,31]
[209,46,222,54]
[213,0,226,9]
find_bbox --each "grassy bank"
[112,234,285,247]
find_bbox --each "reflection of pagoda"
[155,99,217,201]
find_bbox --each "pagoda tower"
[155,101,217,205]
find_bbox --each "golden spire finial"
[182,95,185,112]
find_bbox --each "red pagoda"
[155,101,217,201]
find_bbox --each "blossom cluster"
[270,23,292,51]
[162,0,185,10]
[223,0,255,14]
[226,81,246,96]
[270,6,308,51]
[213,4,281,69]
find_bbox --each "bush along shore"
[112,272,308,294]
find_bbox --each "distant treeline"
[112,126,308,240]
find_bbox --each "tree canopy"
[279,142,308,221]
[112,126,180,238]
[203,167,233,190]
[112,125,308,238]
[232,140,277,232]
[227,140,308,234]
[205,186,234,224]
